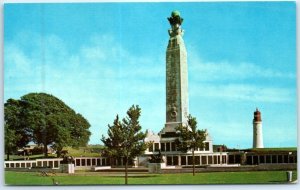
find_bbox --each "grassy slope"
[5,170,298,185]
[5,145,104,160]
[5,154,57,161]
[64,146,101,157]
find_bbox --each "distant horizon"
[4,2,297,149]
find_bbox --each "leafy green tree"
[175,114,206,176]
[4,123,21,160]
[4,99,32,160]
[4,93,91,157]
[101,105,146,185]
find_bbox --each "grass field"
[5,170,297,185]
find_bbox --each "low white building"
[138,129,227,167]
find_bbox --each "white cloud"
[190,83,293,103]
[186,47,295,103]
[188,51,295,82]
[5,44,32,76]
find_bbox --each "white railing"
[5,158,63,169]
[4,157,110,169]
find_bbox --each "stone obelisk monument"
[253,108,264,148]
[161,11,189,137]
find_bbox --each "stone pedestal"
[60,164,75,174]
[148,163,165,173]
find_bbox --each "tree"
[101,115,123,165]
[4,99,32,160]
[175,114,206,176]
[101,105,146,185]
[4,123,21,160]
[4,93,91,157]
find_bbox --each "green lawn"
[5,170,297,185]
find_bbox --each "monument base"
[148,163,165,173]
[60,164,75,174]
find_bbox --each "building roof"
[145,129,160,142]
[205,130,213,141]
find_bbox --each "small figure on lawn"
[61,155,75,164]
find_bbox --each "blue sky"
[4,2,296,148]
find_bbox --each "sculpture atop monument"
[168,10,184,37]
[168,10,184,25]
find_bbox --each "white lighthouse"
[253,108,264,148]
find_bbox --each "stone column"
[270,155,273,164]
[161,11,189,136]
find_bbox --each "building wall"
[228,151,297,165]
[4,151,297,170]
[144,140,213,155]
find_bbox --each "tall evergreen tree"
[101,105,146,185]
[101,115,123,164]
[175,114,206,176]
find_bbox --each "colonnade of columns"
[165,154,227,166]
[4,157,109,169]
